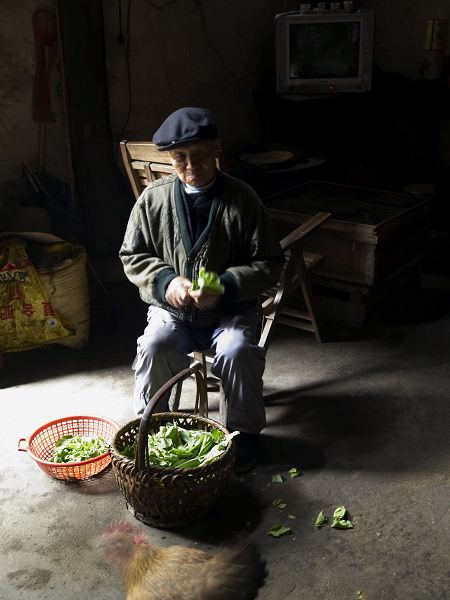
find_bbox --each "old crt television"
[275,11,374,94]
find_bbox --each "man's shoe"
[233,432,260,475]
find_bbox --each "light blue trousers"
[133,306,267,433]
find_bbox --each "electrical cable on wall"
[195,0,256,84]
[115,0,256,154]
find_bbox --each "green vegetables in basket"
[121,422,238,468]
[190,267,224,295]
[50,434,109,463]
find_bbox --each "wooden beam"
[57,0,131,253]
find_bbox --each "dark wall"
[1,0,449,252]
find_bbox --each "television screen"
[275,12,374,94]
[289,22,361,80]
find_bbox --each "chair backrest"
[120,141,175,200]
[120,140,221,200]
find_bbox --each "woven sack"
[0,237,77,352]
[37,245,90,349]
[110,362,237,528]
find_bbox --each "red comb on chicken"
[100,520,266,600]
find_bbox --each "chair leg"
[193,351,207,379]
[169,383,182,411]
[258,288,288,350]
[218,382,228,428]
[297,261,325,343]
[173,351,226,419]
[170,352,207,412]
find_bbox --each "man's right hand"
[165,276,194,308]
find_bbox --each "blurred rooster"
[100,520,266,600]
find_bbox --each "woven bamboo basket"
[110,362,237,528]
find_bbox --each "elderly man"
[119,107,284,473]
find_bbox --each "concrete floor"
[1,240,450,600]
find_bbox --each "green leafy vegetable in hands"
[50,434,108,463]
[267,525,292,538]
[315,510,328,527]
[191,267,224,295]
[121,422,238,468]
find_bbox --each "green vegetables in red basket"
[121,423,238,468]
[50,434,109,463]
[190,267,224,295]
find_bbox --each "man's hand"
[165,277,194,308]
[189,289,221,311]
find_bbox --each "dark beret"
[153,107,218,152]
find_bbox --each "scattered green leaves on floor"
[331,518,354,529]
[273,498,287,516]
[315,505,354,529]
[267,525,292,538]
[315,510,328,527]
[331,505,353,529]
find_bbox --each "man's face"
[168,139,220,188]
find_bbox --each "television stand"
[274,92,363,102]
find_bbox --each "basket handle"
[18,438,29,452]
[136,361,208,473]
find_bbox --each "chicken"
[100,520,266,600]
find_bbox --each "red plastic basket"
[18,415,121,480]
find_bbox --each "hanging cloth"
[32,9,59,123]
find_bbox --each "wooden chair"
[259,211,331,346]
[120,139,331,421]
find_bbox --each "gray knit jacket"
[119,171,284,328]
